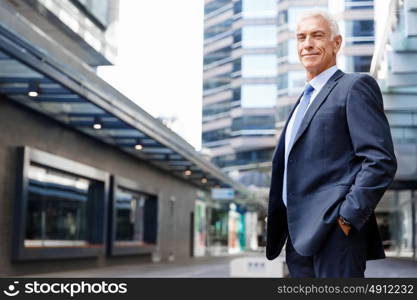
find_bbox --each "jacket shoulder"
[339,72,377,84]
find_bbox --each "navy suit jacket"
[266,69,397,260]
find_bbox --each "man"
[266,11,397,278]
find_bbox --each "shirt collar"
[306,65,338,92]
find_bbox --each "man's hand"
[337,216,351,236]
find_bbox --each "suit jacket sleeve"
[339,74,397,231]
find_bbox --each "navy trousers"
[285,219,369,278]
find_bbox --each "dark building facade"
[0,0,251,276]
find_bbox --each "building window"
[110,176,158,256]
[288,39,298,63]
[71,0,110,29]
[203,77,231,91]
[241,54,277,78]
[203,101,231,116]
[241,84,276,107]
[277,41,288,58]
[13,147,109,260]
[26,165,91,247]
[242,25,276,48]
[232,115,275,131]
[205,19,233,40]
[345,0,374,10]
[277,73,288,90]
[276,104,293,123]
[212,148,274,167]
[233,29,242,44]
[345,20,374,38]
[205,0,230,15]
[277,10,288,27]
[202,128,231,143]
[242,0,276,19]
[234,1,242,14]
[345,56,372,72]
[289,70,306,92]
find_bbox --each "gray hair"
[296,10,340,39]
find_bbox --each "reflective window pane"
[25,164,94,247]
[241,84,276,107]
[242,25,276,48]
[115,187,158,246]
[242,0,276,18]
[242,54,277,77]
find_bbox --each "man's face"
[296,16,342,76]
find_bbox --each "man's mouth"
[303,53,319,57]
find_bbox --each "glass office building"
[204,0,377,186]
[203,0,277,187]
[371,0,417,259]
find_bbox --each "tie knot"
[304,83,314,95]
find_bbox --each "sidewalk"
[22,254,246,278]
[365,257,417,277]
[20,253,417,278]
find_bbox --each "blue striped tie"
[288,83,315,151]
[283,83,314,207]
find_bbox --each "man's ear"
[334,34,342,54]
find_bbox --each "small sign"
[211,188,235,200]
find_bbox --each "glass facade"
[203,101,230,117]
[242,25,276,48]
[345,0,374,10]
[205,0,230,15]
[241,54,277,77]
[203,0,277,186]
[202,128,231,143]
[241,84,276,107]
[208,208,229,251]
[377,190,417,259]
[242,0,276,18]
[204,19,233,40]
[344,20,374,44]
[231,115,275,131]
[343,55,373,72]
[25,164,99,247]
[212,148,274,167]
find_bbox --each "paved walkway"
[366,257,417,277]
[22,253,417,278]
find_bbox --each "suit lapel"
[272,93,303,162]
[290,69,345,153]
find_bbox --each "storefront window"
[13,147,108,260]
[114,187,157,247]
[109,177,158,256]
[379,190,416,258]
[25,165,92,247]
[208,208,229,254]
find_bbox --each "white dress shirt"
[282,65,338,206]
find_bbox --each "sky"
[98,0,204,150]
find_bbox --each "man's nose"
[303,36,314,49]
